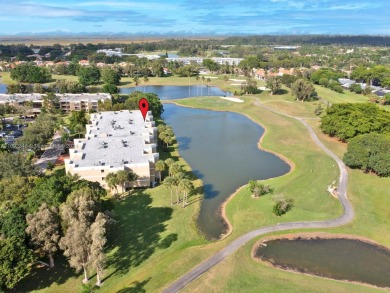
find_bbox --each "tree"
[179,178,194,207]
[163,176,175,206]
[164,158,175,169]
[0,152,38,180]
[202,59,220,72]
[25,203,61,268]
[280,74,298,88]
[0,205,27,239]
[320,103,390,141]
[33,83,45,93]
[90,213,108,286]
[172,172,185,204]
[155,160,166,182]
[101,68,121,85]
[105,172,119,194]
[349,83,362,94]
[42,92,60,114]
[69,110,88,132]
[169,162,182,178]
[343,133,390,177]
[247,180,272,197]
[116,169,138,193]
[60,188,100,283]
[241,78,258,94]
[159,126,175,149]
[291,79,316,101]
[60,220,91,283]
[143,75,149,93]
[77,66,101,85]
[10,63,51,83]
[266,76,281,95]
[203,77,210,96]
[133,76,140,90]
[102,84,119,94]
[0,237,35,290]
[124,91,164,117]
[272,194,294,216]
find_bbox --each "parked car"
[11,130,23,137]
[0,132,6,138]
[5,124,11,128]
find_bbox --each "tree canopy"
[343,133,390,177]
[320,103,390,141]
[0,237,34,290]
[10,63,51,83]
[77,66,101,85]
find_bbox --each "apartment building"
[0,93,111,113]
[65,110,159,191]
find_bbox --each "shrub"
[272,194,294,216]
[248,180,272,197]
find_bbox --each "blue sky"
[0,0,389,35]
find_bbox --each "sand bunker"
[219,97,244,103]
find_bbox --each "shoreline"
[163,98,295,241]
[251,232,390,291]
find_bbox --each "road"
[34,135,64,171]
[162,99,354,293]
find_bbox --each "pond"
[120,85,232,99]
[162,104,291,240]
[255,238,390,288]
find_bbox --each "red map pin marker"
[139,98,149,121]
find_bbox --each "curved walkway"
[162,99,354,293]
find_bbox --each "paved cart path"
[162,99,354,293]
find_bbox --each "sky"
[0,0,389,36]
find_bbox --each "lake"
[120,85,232,99]
[0,83,6,93]
[255,238,390,288]
[162,104,291,240]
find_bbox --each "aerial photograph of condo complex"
[0,1,389,292]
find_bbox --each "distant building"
[166,57,243,66]
[274,46,300,50]
[0,93,111,113]
[65,110,159,191]
[79,60,89,66]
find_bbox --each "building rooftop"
[69,110,158,169]
[0,93,111,103]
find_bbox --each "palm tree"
[143,75,149,93]
[195,74,200,95]
[155,160,166,182]
[223,75,229,96]
[179,179,194,207]
[173,172,185,204]
[163,177,175,206]
[133,76,140,91]
[206,78,211,96]
[164,158,175,171]
[169,162,182,178]
[201,76,205,95]
[116,170,138,193]
[105,172,119,195]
